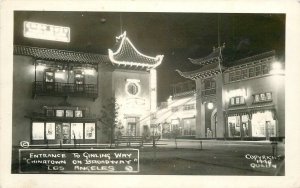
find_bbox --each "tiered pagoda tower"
[108,32,164,136]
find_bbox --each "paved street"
[137,139,284,175]
[11,139,284,175]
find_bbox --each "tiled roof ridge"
[14,45,109,64]
[230,50,275,66]
[188,44,225,66]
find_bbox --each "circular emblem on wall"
[125,79,141,96]
[127,83,139,95]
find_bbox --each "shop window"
[32,122,44,140]
[241,115,250,137]
[56,110,64,117]
[182,118,196,136]
[66,110,74,117]
[45,122,55,140]
[241,69,248,79]
[71,123,83,139]
[251,111,276,137]
[85,123,96,139]
[255,65,261,76]
[249,67,255,78]
[227,116,241,137]
[253,92,272,103]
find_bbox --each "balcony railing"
[32,81,98,99]
[201,88,216,96]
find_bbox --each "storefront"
[226,109,276,140]
[28,106,97,145]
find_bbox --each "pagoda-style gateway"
[12,31,163,147]
[108,32,163,137]
[176,45,285,140]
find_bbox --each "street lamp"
[270,61,284,75]
[207,102,214,110]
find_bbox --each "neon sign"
[24,21,70,42]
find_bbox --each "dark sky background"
[14,11,285,102]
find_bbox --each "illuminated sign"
[24,21,70,42]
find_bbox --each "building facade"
[155,81,197,139]
[12,32,163,147]
[177,46,285,140]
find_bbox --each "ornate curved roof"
[176,62,224,80]
[108,32,164,69]
[14,45,110,64]
[188,44,225,66]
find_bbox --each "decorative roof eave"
[108,53,163,69]
[14,45,110,64]
[188,44,225,66]
[176,69,222,80]
[108,31,164,69]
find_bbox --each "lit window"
[32,122,44,140]
[85,123,96,139]
[45,71,54,82]
[66,110,74,117]
[230,98,235,105]
[240,97,245,104]
[260,93,266,101]
[75,72,84,85]
[75,110,83,117]
[56,110,64,117]
[266,92,272,100]
[254,95,260,102]
[71,123,83,139]
[236,97,240,104]
[45,122,55,140]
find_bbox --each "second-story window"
[75,71,84,92]
[241,69,248,79]
[45,71,54,83]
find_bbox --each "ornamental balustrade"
[32,81,98,99]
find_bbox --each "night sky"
[14,11,285,102]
